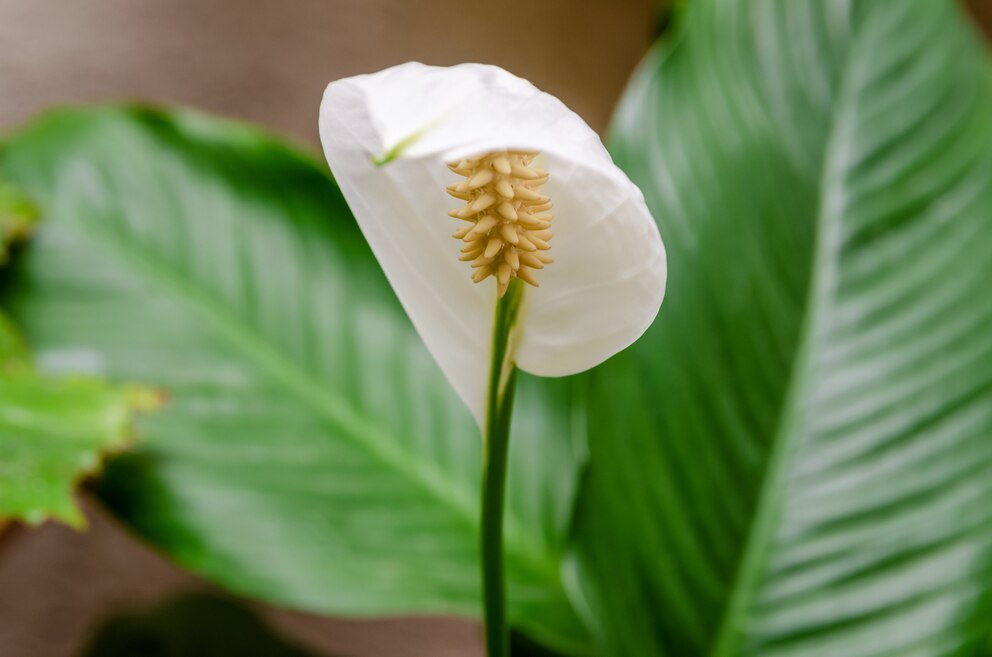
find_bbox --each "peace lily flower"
[319,62,667,424]
[320,62,664,657]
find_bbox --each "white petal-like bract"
[319,62,666,423]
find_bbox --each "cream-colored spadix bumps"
[319,63,666,423]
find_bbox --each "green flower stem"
[480,279,524,657]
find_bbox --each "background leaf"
[569,1,992,655]
[0,370,140,528]
[0,313,145,528]
[0,177,38,264]
[0,309,28,372]
[0,107,588,654]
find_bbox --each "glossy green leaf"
[571,1,992,655]
[0,107,588,653]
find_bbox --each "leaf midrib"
[64,204,561,584]
[707,26,859,657]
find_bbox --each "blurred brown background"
[0,0,662,145]
[0,1,989,656]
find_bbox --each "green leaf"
[0,311,148,528]
[1,197,143,528]
[0,369,141,527]
[0,178,38,263]
[572,1,992,655]
[0,107,588,653]
[0,309,28,372]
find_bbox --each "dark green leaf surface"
[0,108,587,653]
[573,1,992,655]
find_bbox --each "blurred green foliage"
[0,229,146,528]
[0,370,142,527]
[0,179,37,264]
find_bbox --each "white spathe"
[319,62,666,424]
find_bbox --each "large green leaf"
[0,108,588,653]
[571,1,992,655]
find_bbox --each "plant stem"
[480,280,524,657]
